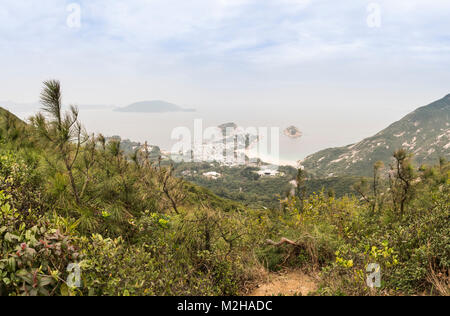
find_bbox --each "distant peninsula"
[115,100,196,113]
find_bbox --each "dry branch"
[266,238,299,247]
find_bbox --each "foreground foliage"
[0,81,448,296]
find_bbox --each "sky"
[1,0,450,156]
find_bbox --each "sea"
[13,105,364,167]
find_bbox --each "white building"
[202,171,222,180]
[257,168,281,177]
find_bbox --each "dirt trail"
[250,270,318,296]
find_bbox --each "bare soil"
[249,270,318,296]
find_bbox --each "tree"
[389,149,416,216]
[439,157,447,174]
[79,134,97,199]
[353,161,385,213]
[295,168,307,211]
[353,177,372,205]
[372,161,385,212]
[157,165,186,215]
[31,80,85,205]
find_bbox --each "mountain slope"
[0,106,28,133]
[301,94,450,178]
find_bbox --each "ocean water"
[15,107,357,166]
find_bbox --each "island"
[283,126,302,139]
[115,100,196,113]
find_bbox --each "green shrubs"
[78,208,259,296]
[0,82,448,296]
[253,157,449,296]
[1,129,448,296]
[0,191,80,296]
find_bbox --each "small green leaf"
[60,283,69,296]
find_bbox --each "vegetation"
[272,154,449,295]
[174,162,297,208]
[0,81,448,296]
[301,94,450,178]
[174,162,361,209]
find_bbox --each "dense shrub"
[0,84,448,296]
[0,191,79,296]
[261,159,449,296]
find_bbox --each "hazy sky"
[1,0,450,148]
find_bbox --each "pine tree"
[31,80,85,205]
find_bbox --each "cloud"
[0,0,449,104]
[1,0,449,62]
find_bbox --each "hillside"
[115,100,195,113]
[0,82,449,297]
[0,106,29,142]
[301,94,450,177]
[0,106,26,125]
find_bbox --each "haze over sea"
[3,1,450,166]
[11,101,416,167]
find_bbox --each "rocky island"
[284,126,302,139]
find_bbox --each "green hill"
[0,106,26,125]
[0,106,29,143]
[301,94,450,178]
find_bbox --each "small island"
[115,100,196,113]
[218,122,238,135]
[284,126,302,139]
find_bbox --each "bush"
[0,191,80,296]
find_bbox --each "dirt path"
[250,270,318,296]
